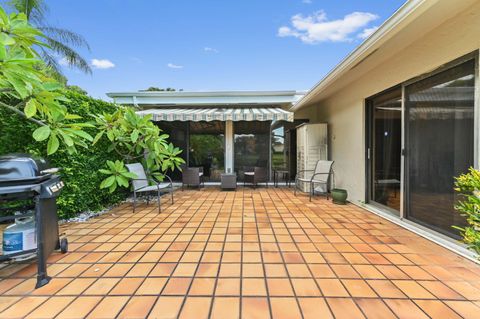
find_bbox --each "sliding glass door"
[405,59,475,237]
[367,56,475,237]
[367,88,402,214]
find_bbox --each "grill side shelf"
[0,184,41,196]
[0,204,35,213]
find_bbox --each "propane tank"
[3,214,37,255]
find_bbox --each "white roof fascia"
[108,90,301,98]
[107,91,306,107]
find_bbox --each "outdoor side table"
[221,173,237,190]
[273,169,290,187]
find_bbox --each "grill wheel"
[60,238,68,254]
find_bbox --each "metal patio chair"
[244,166,268,188]
[294,160,334,201]
[181,166,204,190]
[126,163,173,213]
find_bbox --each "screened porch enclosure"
[154,119,301,183]
[233,121,270,181]
[189,121,225,182]
[143,106,297,183]
[107,91,305,183]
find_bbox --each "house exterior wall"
[305,2,480,204]
[294,106,318,122]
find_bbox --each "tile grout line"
[0,189,479,318]
[9,206,160,318]
[239,186,245,319]
[83,204,172,319]
[261,187,306,319]
[84,192,199,318]
[205,190,237,318]
[248,188,274,319]
[163,189,221,318]
[280,188,433,319]
[277,187,342,318]
[291,190,389,319]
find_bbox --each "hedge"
[0,89,128,219]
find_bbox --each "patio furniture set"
[125,160,336,213]
[181,166,270,190]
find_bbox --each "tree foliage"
[0,5,93,155]
[94,106,185,192]
[189,135,223,167]
[0,6,185,216]
[0,89,127,219]
[140,87,178,92]
[7,0,91,75]
[454,168,480,259]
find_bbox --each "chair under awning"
[136,107,294,122]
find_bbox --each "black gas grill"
[0,154,68,288]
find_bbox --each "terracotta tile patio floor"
[0,187,480,318]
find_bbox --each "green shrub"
[454,168,480,259]
[0,90,127,219]
[94,106,184,193]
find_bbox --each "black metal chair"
[244,166,268,188]
[126,163,173,213]
[181,166,204,190]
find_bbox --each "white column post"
[225,120,234,173]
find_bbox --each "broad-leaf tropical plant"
[454,168,480,259]
[0,5,93,154]
[94,106,184,192]
[99,160,136,193]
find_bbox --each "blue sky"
[43,0,406,100]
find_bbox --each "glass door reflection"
[405,60,474,237]
[234,121,270,181]
[368,88,402,213]
[189,121,225,182]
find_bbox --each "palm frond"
[44,36,92,74]
[39,48,66,81]
[40,48,61,71]
[40,26,91,51]
[7,0,92,76]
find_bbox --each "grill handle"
[40,168,60,175]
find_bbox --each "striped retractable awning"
[136,107,294,122]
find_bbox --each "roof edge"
[107,90,306,98]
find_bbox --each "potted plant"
[331,188,348,205]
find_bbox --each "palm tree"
[7,0,92,76]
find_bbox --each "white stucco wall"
[306,2,480,204]
[294,106,317,122]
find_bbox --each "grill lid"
[0,154,51,184]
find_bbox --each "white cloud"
[278,10,378,44]
[167,63,184,69]
[91,58,115,69]
[302,0,312,4]
[204,47,219,53]
[358,26,379,39]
